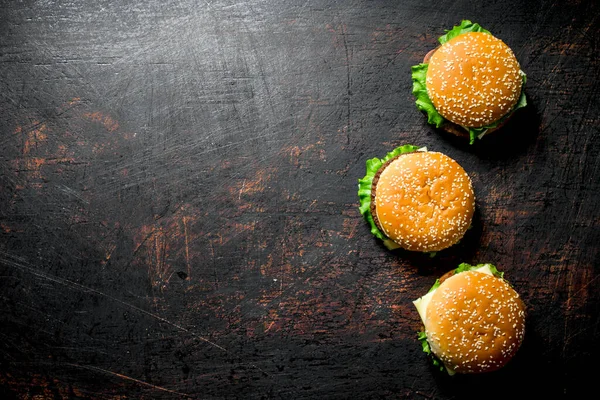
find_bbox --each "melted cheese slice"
[413,264,494,324]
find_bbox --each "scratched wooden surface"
[0,0,598,399]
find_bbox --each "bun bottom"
[436,115,510,142]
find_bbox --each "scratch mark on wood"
[0,251,229,354]
[183,216,191,281]
[341,23,352,145]
[64,363,192,398]
[264,320,275,333]
[239,179,246,200]
[151,228,173,291]
[210,239,219,290]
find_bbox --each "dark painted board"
[0,0,598,398]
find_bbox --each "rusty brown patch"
[83,111,120,132]
[17,122,48,155]
[339,217,359,240]
[12,157,78,181]
[283,142,326,168]
[370,24,397,44]
[131,206,210,289]
[231,168,274,199]
[0,372,87,399]
[325,23,349,51]
[134,224,176,291]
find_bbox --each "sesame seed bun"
[424,270,526,374]
[426,32,523,129]
[370,151,475,252]
[421,45,509,141]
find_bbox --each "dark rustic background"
[1,0,598,399]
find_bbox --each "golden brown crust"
[422,44,513,141]
[425,271,526,374]
[370,152,413,237]
[372,151,475,252]
[426,32,523,128]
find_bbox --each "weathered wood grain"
[0,0,598,398]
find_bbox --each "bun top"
[426,32,523,128]
[424,270,526,374]
[372,151,475,252]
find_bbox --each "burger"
[358,145,475,253]
[411,20,527,144]
[413,263,526,375]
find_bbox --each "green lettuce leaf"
[418,330,445,372]
[357,144,420,247]
[411,20,527,144]
[438,20,491,44]
[426,262,503,293]
[411,63,445,128]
